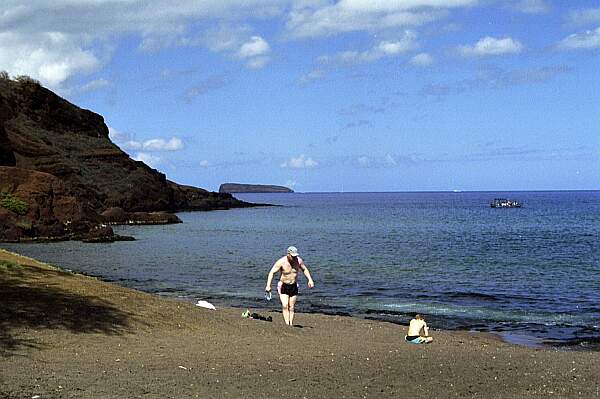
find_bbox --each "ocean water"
[2,191,599,349]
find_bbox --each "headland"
[0,76,255,243]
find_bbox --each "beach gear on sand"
[195,300,216,310]
[242,309,273,322]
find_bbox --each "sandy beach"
[1,248,599,399]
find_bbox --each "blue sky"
[1,0,599,192]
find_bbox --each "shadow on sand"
[0,266,133,357]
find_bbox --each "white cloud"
[557,27,600,50]
[236,35,271,69]
[194,25,272,68]
[510,0,550,14]
[143,137,184,151]
[0,1,285,86]
[565,8,600,27]
[133,152,162,168]
[108,126,128,142]
[198,24,253,53]
[0,0,487,85]
[286,0,476,39]
[123,141,143,150]
[459,36,523,56]
[410,52,434,66]
[110,130,185,152]
[238,36,270,58]
[199,160,210,167]
[0,1,285,39]
[280,154,318,168]
[318,31,417,65]
[0,31,102,91]
[377,40,408,55]
[141,28,272,69]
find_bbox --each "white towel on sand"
[195,300,216,310]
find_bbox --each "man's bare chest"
[281,263,299,275]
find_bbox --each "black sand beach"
[1,249,599,398]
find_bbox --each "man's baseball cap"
[287,246,299,256]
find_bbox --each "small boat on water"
[490,198,521,208]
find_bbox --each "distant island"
[219,183,294,193]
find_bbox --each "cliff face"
[0,77,251,241]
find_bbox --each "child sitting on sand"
[405,314,433,344]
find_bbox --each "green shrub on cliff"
[0,192,29,215]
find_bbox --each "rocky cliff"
[219,183,294,193]
[0,76,252,242]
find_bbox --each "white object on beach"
[195,300,216,310]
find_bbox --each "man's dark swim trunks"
[279,282,298,297]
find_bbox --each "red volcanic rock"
[0,167,101,241]
[101,207,182,224]
[100,207,128,223]
[0,208,20,241]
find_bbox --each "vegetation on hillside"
[0,259,22,271]
[0,192,29,215]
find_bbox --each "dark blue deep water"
[3,191,599,349]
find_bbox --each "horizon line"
[232,189,600,194]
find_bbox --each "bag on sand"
[242,309,272,322]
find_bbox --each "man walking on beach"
[265,246,315,326]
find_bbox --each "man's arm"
[422,321,429,337]
[265,261,281,292]
[299,259,315,288]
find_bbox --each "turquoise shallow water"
[3,191,599,349]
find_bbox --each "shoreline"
[3,246,597,353]
[165,293,599,353]
[2,248,600,398]
[183,301,589,353]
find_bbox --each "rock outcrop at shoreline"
[0,76,252,242]
[219,183,294,193]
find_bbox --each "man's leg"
[279,294,290,325]
[288,294,297,326]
